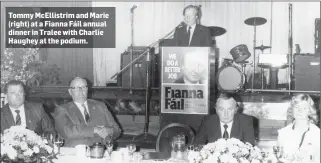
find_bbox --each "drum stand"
[244,17,267,91]
[239,61,249,90]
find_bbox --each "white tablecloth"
[54,147,158,163]
[54,146,280,163]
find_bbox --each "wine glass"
[126,143,136,161]
[187,145,195,152]
[261,151,268,160]
[41,133,46,140]
[41,133,51,144]
[273,146,284,161]
[273,146,279,155]
[48,134,54,143]
[54,134,64,154]
[105,139,113,160]
[127,144,136,155]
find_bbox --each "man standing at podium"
[162,5,212,132]
[173,5,212,47]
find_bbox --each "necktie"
[81,104,90,123]
[223,124,229,139]
[15,110,21,125]
[187,26,191,45]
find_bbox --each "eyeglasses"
[70,86,88,91]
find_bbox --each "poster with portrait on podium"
[161,47,210,114]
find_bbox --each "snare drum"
[216,65,245,91]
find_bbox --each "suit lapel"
[24,103,33,129]
[2,105,15,128]
[230,114,240,138]
[70,102,86,124]
[213,115,222,140]
[87,100,94,117]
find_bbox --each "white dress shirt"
[74,101,90,123]
[187,24,196,45]
[10,104,26,127]
[220,121,233,138]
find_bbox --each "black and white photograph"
[0,1,320,163]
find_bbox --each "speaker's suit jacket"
[173,24,212,47]
[193,113,255,145]
[51,99,121,147]
[1,102,55,135]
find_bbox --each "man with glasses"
[0,80,55,135]
[193,93,255,145]
[52,77,121,147]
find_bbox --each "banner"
[161,47,210,114]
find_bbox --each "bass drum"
[216,65,245,91]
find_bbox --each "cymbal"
[208,26,226,37]
[254,45,271,51]
[244,17,267,26]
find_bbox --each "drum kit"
[214,17,271,92]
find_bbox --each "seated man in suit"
[52,77,121,147]
[194,93,255,145]
[1,80,55,135]
[174,51,207,84]
[173,5,212,47]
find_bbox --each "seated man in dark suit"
[51,77,121,147]
[1,80,55,135]
[173,5,212,47]
[194,93,255,145]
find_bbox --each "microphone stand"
[129,6,135,94]
[110,23,183,144]
[110,23,182,80]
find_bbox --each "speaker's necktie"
[81,104,90,123]
[223,124,229,139]
[187,26,191,45]
[15,110,21,125]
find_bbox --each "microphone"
[130,5,137,12]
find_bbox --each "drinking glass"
[127,143,136,155]
[48,134,54,143]
[54,134,64,154]
[273,146,284,161]
[41,133,47,140]
[126,143,136,161]
[171,134,187,161]
[187,145,195,152]
[41,133,51,144]
[105,139,113,160]
[132,152,143,163]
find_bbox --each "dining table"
[52,141,281,163]
[53,147,174,163]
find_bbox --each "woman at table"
[277,94,320,162]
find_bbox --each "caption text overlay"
[6,7,116,48]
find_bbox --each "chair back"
[156,123,195,153]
